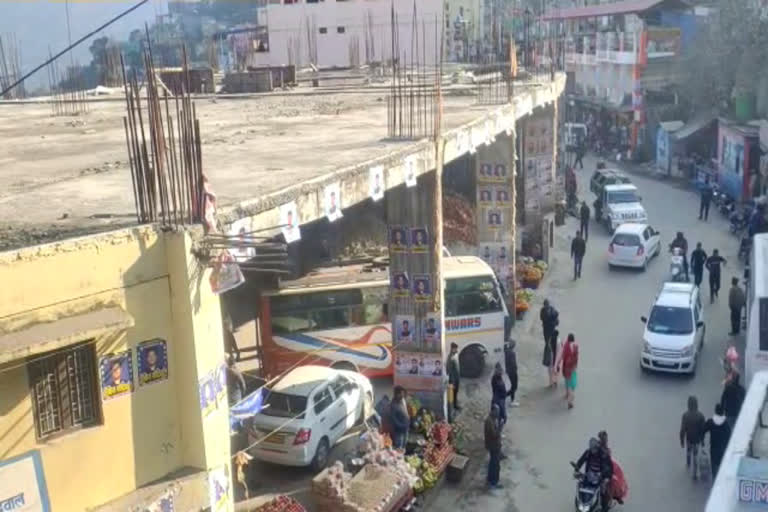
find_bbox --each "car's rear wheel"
[311,437,330,473]
[459,345,486,378]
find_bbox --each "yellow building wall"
[0,226,231,512]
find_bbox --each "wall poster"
[137,339,169,387]
[323,182,343,222]
[100,350,134,401]
[279,202,301,244]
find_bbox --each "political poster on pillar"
[394,351,442,391]
[208,465,231,512]
[369,165,385,201]
[323,182,343,222]
[199,372,218,417]
[404,156,418,188]
[279,201,301,243]
[422,312,441,353]
[228,217,256,263]
[137,339,169,387]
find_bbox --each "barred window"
[28,343,101,440]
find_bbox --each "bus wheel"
[332,361,357,372]
[459,345,486,378]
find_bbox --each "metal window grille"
[28,343,100,439]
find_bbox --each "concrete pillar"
[166,227,233,511]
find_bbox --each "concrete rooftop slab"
[0,73,565,251]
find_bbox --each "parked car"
[246,365,374,471]
[640,282,705,375]
[608,223,661,271]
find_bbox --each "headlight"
[643,341,652,353]
[681,344,694,357]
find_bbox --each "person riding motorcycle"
[598,431,628,505]
[669,231,689,281]
[575,438,613,511]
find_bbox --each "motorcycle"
[719,195,735,217]
[571,463,613,512]
[730,208,751,235]
[738,234,752,262]
[669,247,686,282]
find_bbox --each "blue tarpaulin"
[230,387,265,431]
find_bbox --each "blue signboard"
[738,457,768,506]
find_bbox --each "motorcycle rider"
[669,232,689,282]
[575,437,613,511]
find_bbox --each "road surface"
[429,155,746,512]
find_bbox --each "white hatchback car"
[247,365,374,471]
[608,223,661,270]
[640,283,706,375]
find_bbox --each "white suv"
[640,283,705,375]
[601,184,648,232]
[247,366,374,471]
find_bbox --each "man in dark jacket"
[491,363,508,426]
[484,404,503,489]
[447,342,461,411]
[680,395,706,480]
[728,277,746,335]
[580,201,591,241]
[540,299,559,355]
[504,341,519,407]
[704,403,732,478]
[721,372,746,429]
[706,249,727,303]
[699,177,713,221]
[690,243,708,288]
[575,438,613,511]
[571,231,587,280]
[390,386,410,450]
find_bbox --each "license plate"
[655,361,676,368]
[265,432,286,443]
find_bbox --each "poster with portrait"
[412,274,432,303]
[478,162,493,183]
[228,218,255,263]
[209,250,245,295]
[486,210,503,229]
[199,372,217,417]
[479,244,494,266]
[496,188,510,204]
[388,226,408,253]
[484,119,495,145]
[208,465,230,512]
[279,201,301,244]
[137,339,168,387]
[395,352,423,376]
[323,182,343,222]
[214,362,228,403]
[394,315,415,345]
[410,227,428,254]
[369,166,385,201]
[100,350,134,400]
[492,163,508,181]
[478,187,493,205]
[404,155,418,188]
[391,272,410,298]
[422,312,441,352]
[394,351,442,391]
[425,356,444,377]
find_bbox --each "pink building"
[250,0,443,69]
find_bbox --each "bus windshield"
[269,288,387,334]
[445,276,503,317]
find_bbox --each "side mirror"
[641,316,647,323]
[697,321,705,329]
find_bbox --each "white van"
[745,234,768,386]
[640,282,706,375]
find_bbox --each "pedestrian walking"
[484,404,503,489]
[699,177,713,221]
[706,249,727,303]
[504,341,519,407]
[580,201,591,241]
[728,277,746,335]
[704,404,732,479]
[690,243,708,288]
[390,386,410,450]
[447,342,461,412]
[556,333,579,409]
[540,299,559,374]
[720,372,746,429]
[574,144,586,169]
[571,231,587,280]
[679,395,706,480]
[491,363,508,427]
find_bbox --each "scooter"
[571,463,613,512]
[669,247,686,282]
[719,195,735,217]
[730,208,751,235]
[738,234,752,262]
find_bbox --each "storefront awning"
[672,116,717,142]
[0,307,134,364]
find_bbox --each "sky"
[0,0,166,89]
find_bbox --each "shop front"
[717,121,760,201]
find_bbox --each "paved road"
[430,154,746,512]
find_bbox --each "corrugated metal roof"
[672,115,717,141]
[543,0,690,20]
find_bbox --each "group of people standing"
[679,370,745,481]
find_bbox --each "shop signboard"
[0,451,50,512]
[737,457,768,506]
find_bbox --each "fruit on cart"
[534,260,548,272]
[255,495,306,512]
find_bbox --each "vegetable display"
[254,495,306,512]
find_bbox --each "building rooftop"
[544,0,690,20]
[0,74,561,252]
